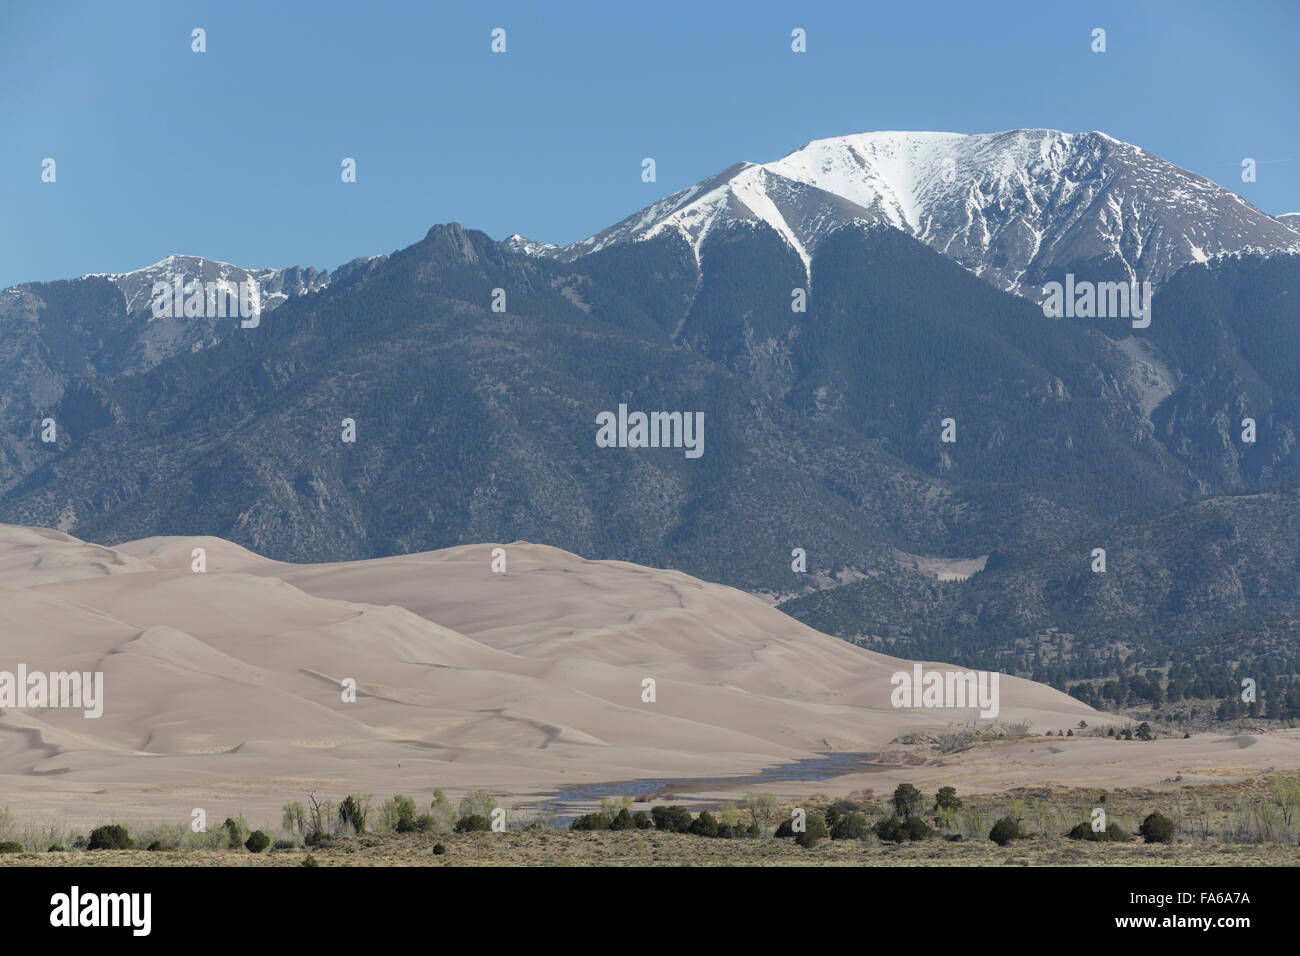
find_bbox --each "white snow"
[556,128,1300,296]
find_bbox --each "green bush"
[650,805,693,833]
[338,795,370,835]
[873,815,931,842]
[0,842,22,854]
[1106,822,1133,842]
[795,814,828,849]
[146,840,164,852]
[1139,812,1175,844]
[989,817,1024,846]
[301,853,319,867]
[830,812,871,840]
[221,817,249,849]
[633,811,653,829]
[903,816,934,841]
[570,813,606,831]
[87,825,133,850]
[432,843,446,855]
[891,783,925,818]
[457,790,498,821]
[454,814,491,833]
[689,811,719,838]
[382,795,419,833]
[1067,822,1096,841]
[935,786,963,812]
[1068,820,1134,842]
[609,808,636,831]
[245,830,271,853]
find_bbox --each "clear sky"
[2,0,1297,287]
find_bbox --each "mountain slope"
[558,130,1300,296]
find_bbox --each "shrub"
[301,853,319,867]
[633,811,653,829]
[1067,820,1132,843]
[935,786,963,812]
[795,814,828,849]
[458,790,498,821]
[824,806,841,829]
[903,816,934,841]
[650,805,693,833]
[338,795,370,835]
[245,830,271,853]
[774,819,794,838]
[146,840,164,852]
[873,817,905,843]
[282,802,308,841]
[433,843,446,855]
[718,801,741,828]
[599,796,633,826]
[689,811,719,838]
[892,784,925,818]
[873,815,930,842]
[0,842,22,854]
[454,814,491,833]
[1139,813,1175,844]
[87,825,133,850]
[830,813,871,840]
[609,808,636,831]
[989,817,1024,846]
[1067,822,1095,841]
[427,790,458,834]
[570,813,606,831]
[381,795,418,833]
[221,817,249,849]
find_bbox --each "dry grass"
[6,777,1299,867]
[4,829,1299,866]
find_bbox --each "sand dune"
[1,525,1297,827]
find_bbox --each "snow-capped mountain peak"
[556,129,1300,296]
[84,254,331,316]
[503,234,561,257]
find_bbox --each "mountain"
[555,130,1300,296]
[87,254,331,318]
[0,253,386,494]
[2,128,1299,700]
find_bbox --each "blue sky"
[2,0,1297,287]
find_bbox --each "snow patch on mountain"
[554,129,1300,298]
[85,254,331,316]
